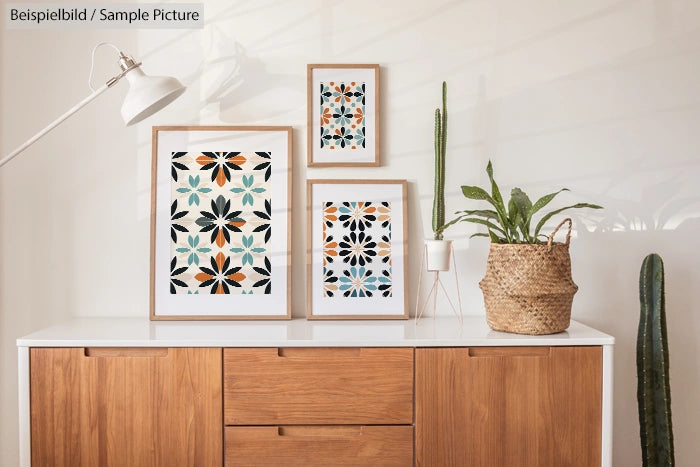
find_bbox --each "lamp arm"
[0,82,114,169]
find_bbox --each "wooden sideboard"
[18,318,614,466]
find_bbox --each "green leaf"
[528,188,569,222]
[510,188,534,241]
[460,185,494,202]
[533,203,604,238]
[458,217,506,235]
[507,197,518,225]
[485,161,507,212]
[469,232,490,239]
[488,229,504,243]
[455,209,499,219]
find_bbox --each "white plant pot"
[425,239,452,272]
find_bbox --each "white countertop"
[17,316,614,347]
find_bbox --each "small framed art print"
[150,126,292,320]
[307,179,408,319]
[307,64,380,167]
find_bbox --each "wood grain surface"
[223,347,414,425]
[30,347,222,467]
[224,425,413,466]
[415,346,602,467]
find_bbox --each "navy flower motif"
[338,231,377,267]
[195,195,245,248]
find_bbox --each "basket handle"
[547,218,573,247]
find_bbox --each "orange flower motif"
[353,107,364,125]
[320,107,332,126]
[376,202,391,228]
[196,152,247,187]
[323,203,338,227]
[194,252,246,294]
[323,230,338,266]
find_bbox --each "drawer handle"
[276,348,362,358]
[468,347,550,358]
[84,347,169,358]
[277,426,363,437]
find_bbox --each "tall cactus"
[637,253,674,466]
[432,81,447,240]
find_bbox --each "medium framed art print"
[307,179,408,319]
[150,126,292,320]
[307,64,379,167]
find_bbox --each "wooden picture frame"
[307,64,380,167]
[307,179,408,319]
[150,126,292,320]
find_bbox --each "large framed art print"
[150,126,292,320]
[307,64,380,167]
[307,179,408,319]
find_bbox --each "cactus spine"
[432,81,447,240]
[637,253,674,466]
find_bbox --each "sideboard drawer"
[223,347,413,425]
[224,425,414,466]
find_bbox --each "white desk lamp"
[0,42,186,168]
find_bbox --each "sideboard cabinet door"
[415,346,602,467]
[30,347,222,467]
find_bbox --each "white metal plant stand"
[415,242,463,324]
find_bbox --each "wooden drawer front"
[225,425,413,466]
[224,347,413,425]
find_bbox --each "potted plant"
[426,81,451,271]
[452,160,603,334]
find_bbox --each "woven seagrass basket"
[479,218,578,335]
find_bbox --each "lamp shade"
[120,67,186,126]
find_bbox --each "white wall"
[2,0,699,465]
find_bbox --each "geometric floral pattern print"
[170,151,272,294]
[320,81,366,150]
[322,201,392,298]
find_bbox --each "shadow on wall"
[186,27,305,123]
[571,162,700,465]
